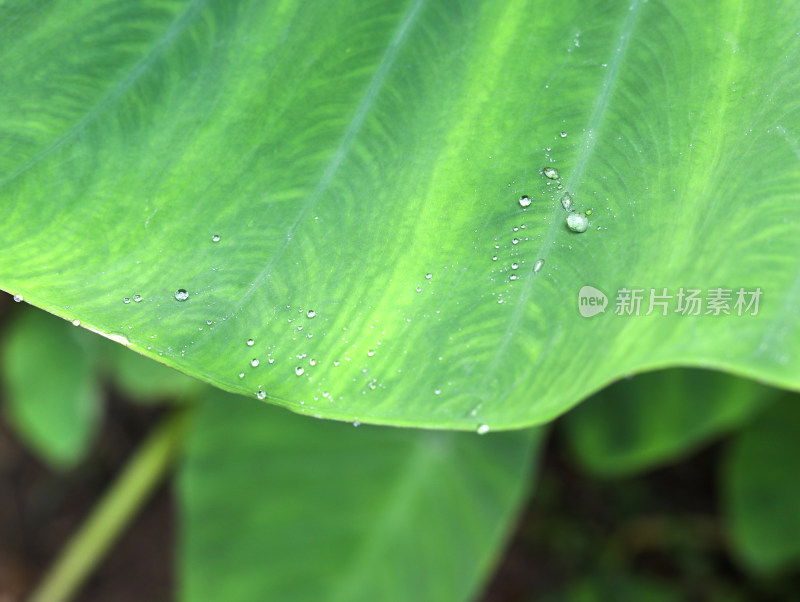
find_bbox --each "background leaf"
[1,0,799,429]
[723,398,800,574]
[0,307,100,468]
[562,369,778,477]
[178,391,542,601]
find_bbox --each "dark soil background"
[3,395,799,601]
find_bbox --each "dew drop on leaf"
[212,234,221,242]
[533,259,545,273]
[543,166,559,179]
[560,131,567,138]
[250,358,260,367]
[256,390,266,400]
[123,297,131,304]
[174,289,189,302]
[477,424,490,435]
[247,339,254,346]
[13,294,23,303]
[566,212,589,233]
[133,294,143,303]
[295,366,304,376]
[425,273,432,280]
[306,310,316,318]
[518,195,531,208]
[511,263,519,270]
[561,193,573,211]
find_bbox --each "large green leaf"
[0,306,100,468]
[562,369,777,477]
[178,391,541,601]
[723,398,800,574]
[1,0,798,429]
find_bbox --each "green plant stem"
[29,408,191,602]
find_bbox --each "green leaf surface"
[0,307,100,468]
[562,369,778,477]
[1,0,799,429]
[178,391,541,601]
[723,398,800,574]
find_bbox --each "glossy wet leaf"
[178,391,542,601]
[723,398,800,574]
[562,369,778,477]
[1,0,799,428]
[0,307,100,468]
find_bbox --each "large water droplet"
[13,294,23,303]
[518,195,531,208]
[543,166,559,179]
[533,259,545,273]
[477,424,490,435]
[133,294,143,303]
[256,390,266,400]
[295,366,305,376]
[250,358,260,367]
[566,212,589,233]
[561,192,573,211]
[306,310,316,318]
[174,289,189,302]
[511,263,519,270]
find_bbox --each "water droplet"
[309,358,317,366]
[585,208,593,216]
[425,273,432,280]
[518,195,531,208]
[247,339,254,346]
[133,294,143,303]
[212,234,221,242]
[295,366,304,376]
[416,286,422,293]
[533,259,545,273]
[353,419,361,427]
[477,424,490,435]
[492,256,498,261]
[561,192,573,211]
[509,274,518,281]
[256,390,267,400]
[560,131,568,138]
[511,263,519,270]
[367,349,375,357]
[512,238,519,245]
[13,294,23,303]
[123,297,131,304]
[543,166,559,179]
[71,319,80,326]
[250,358,260,367]
[238,372,245,378]
[174,289,189,302]
[566,212,589,233]
[434,388,441,395]
[306,309,316,318]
